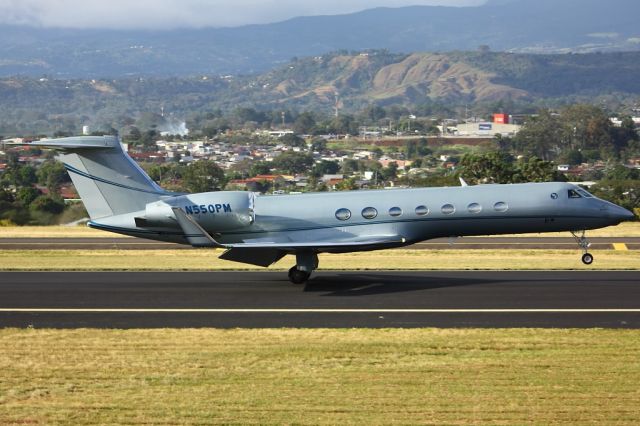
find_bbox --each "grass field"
[1,248,639,271]
[1,222,639,238]
[1,328,639,424]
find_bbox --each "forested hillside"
[2,51,640,135]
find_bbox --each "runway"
[1,237,638,250]
[0,271,639,328]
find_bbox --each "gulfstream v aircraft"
[9,136,635,283]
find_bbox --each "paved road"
[0,271,638,328]
[1,237,638,250]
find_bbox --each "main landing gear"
[288,252,319,284]
[571,230,593,265]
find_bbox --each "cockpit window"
[568,189,582,198]
[576,189,593,198]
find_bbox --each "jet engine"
[136,191,255,232]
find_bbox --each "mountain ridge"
[1,0,639,78]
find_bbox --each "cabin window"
[441,204,455,215]
[467,203,482,214]
[415,205,429,216]
[494,202,509,212]
[568,189,582,198]
[389,207,403,217]
[361,207,378,219]
[335,208,351,221]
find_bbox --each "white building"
[455,122,522,137]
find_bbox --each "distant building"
[493,113,509,124]
[455,122,521,137]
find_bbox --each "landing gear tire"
[581,253,594,265]
[288,266,311,285]
[571,230,594,266]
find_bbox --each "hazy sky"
[0,0,486,29]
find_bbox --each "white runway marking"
[1,308,640,313]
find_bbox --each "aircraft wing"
[218,235,405,267]
[171,207,405,267]
[223,236,406,250]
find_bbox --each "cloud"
[0,0,485,29]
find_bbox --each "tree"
[335,178,358,191]
[16,165,38,187]
[293,112,316,134]
[557,149,583,166]
[459,152,515,184]
[341,159,359,174]
[591,166,640,212]
[37,161,69,193]
[381,162,399,181]
[514,157,560,183]
[280,133,306,148]
[312,160,340,177]
[309,138,327,153]
[182,160,227,192]
[560,104,612,154]
[16,187,41,207]
[250,162,272,177]
[233,107,267,126]
[140,130,160,148]
[31,195,65,214]
[611,116,640,154]
[124,126,142,142]
[271,152,314,174]
[361,105,387,122]
[404,138,431,160]
[514,110,562,161]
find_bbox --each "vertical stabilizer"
[13,136,169,219]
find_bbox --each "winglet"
[171,207,223,248]
[459,177,469,187]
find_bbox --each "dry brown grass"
[0,248,638,271]
[0,226,123,238]
[1,328,639,425]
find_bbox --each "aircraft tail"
[12,136,169,219]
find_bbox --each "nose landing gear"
[571,230,593,265]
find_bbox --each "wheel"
[288,266,310,284]
[581,253,594,265]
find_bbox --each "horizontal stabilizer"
[3,136,115,150]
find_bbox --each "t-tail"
[10,136,170,219]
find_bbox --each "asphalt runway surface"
[0,271,639,328]
[1,236,639,250]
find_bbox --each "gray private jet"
[7,136,635,283]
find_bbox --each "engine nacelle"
[138,192,254,232]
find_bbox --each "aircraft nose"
[608,203,636,223]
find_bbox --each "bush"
[30,196,65,214]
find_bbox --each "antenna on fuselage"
[459,177,469,187]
